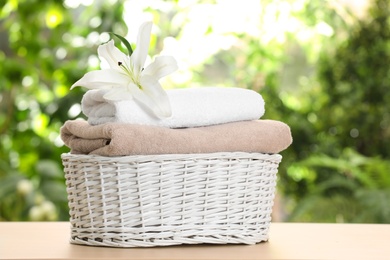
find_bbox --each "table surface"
[0,222,389,260]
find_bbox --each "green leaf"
[36,160,63,179]
[109,32,133,56]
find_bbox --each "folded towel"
[81,87,265,128]
[60,119,292,156]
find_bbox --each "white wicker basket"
[61,152,282,247]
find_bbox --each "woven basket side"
[62,152,281,247]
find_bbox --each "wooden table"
[0,222,389,260]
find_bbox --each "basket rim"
[61,152,282,163]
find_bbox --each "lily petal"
[70,69,129,90]
[103,87,133,101]
[138,75,172,118]
[98,40,128,69]
[142,56,178,80]
[131,22,153,76]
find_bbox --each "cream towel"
[60,120,292,156]
[81,87,265,128]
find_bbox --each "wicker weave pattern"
[62,152,282,247]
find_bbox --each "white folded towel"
[81,87,265,128]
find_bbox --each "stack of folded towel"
[60,87,292,156]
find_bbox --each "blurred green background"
[1,0,389,222]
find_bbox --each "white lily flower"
[71,22,178,118]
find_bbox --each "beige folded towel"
[60,120,292,156]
